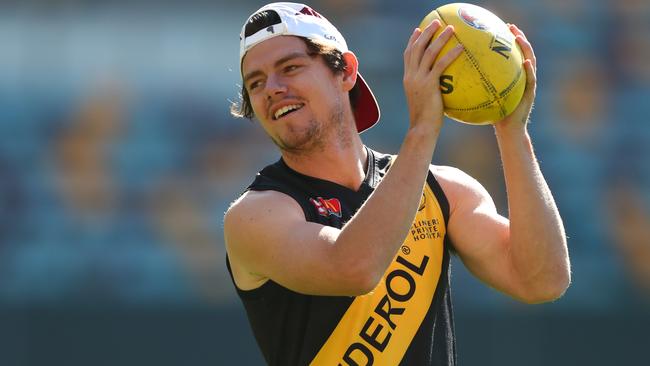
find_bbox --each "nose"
[264,74,288,99]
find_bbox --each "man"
[224,2,570,365]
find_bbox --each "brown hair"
[231,37,360,119]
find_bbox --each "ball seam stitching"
[436,9,508,118]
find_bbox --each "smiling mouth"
[273,103,304,120]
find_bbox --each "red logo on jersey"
[309,197,342,218]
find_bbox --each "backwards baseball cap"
[239,2,380,133]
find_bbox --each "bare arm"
[225,21,464,296]
[225,128,435,296]
[440,25,570,304]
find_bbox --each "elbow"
[351,277,382,296]
[519,268,571,304]
[340,260,383,296]
[520,282,570,304]
[515,249,572,304]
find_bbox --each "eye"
[283,64,301,73]
[248,80,263,92]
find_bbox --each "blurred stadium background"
[0,0,649,365]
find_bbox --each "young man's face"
[241,36,352,153]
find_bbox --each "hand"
[495,24,537,132]
[403,20,464,133]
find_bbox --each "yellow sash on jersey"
[310,184,446,366]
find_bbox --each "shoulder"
[224,190,305,235]
[430,165,493,214]
[431,165,483,190]
[224,190,307,288]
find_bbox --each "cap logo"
[299,6,323,18]
[266,25,275,34]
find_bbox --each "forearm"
[335,125,438,285]
[495,126,570,298]
[332,20,460,289]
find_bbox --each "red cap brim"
[353,72,380,133]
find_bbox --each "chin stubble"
[271,95,351,155]
[272,117,323,155]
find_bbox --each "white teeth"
[274,104,303,120]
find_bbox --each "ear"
[341,51,359,92]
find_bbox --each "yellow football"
[419,3,526,124]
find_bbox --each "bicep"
[224,191,362,296]
[435,166,517,295]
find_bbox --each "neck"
[282,132,368,191]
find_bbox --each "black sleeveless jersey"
[226,148,456,366]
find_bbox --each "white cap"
[239,2,380,133]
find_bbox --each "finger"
[403,28,422,66]
[407,27,421,47]
[431,43,464,78]
[509,24,536,70]
[419,25,457,73]
[410,20,442,70]
[508,23,526,40]
[515,34,537,71]
[521,59,537,102]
